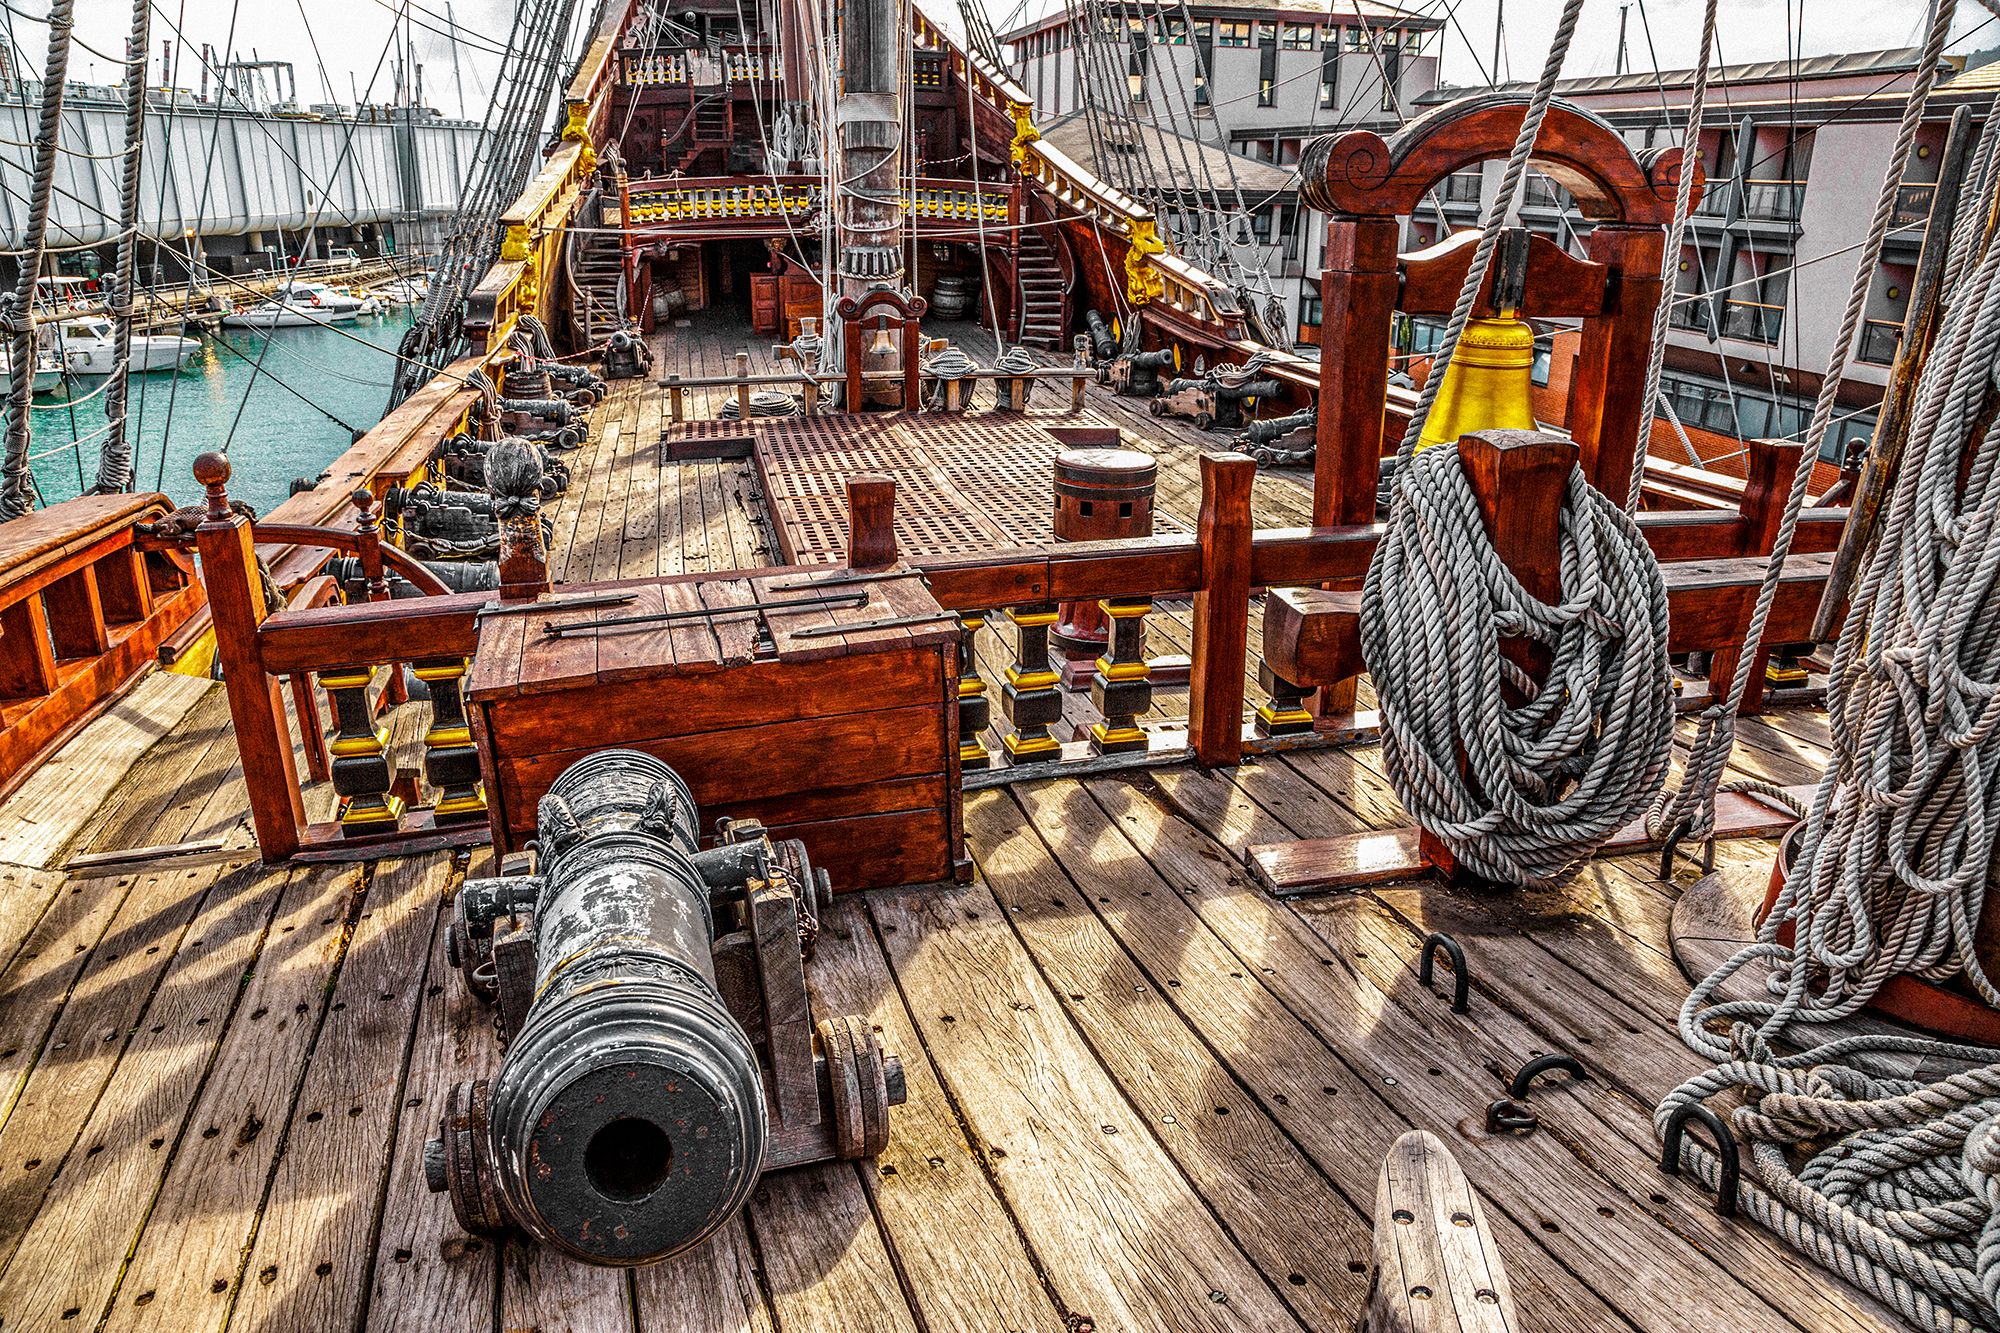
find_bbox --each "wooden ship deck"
[0,318,1897,1332]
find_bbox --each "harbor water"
[27,306,416,518]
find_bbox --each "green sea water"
[27,306,416,518]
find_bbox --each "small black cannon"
[426,749,903,1266]
[1105,345,1176,397]
[602,327,652,380]
[1243,407,1317,466]
[437,434,570,496]
[545,360,609,401]
[1082,308,1118,363]
[325,553,497,599]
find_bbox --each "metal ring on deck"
[1659,1102,1740,1218]
[1485,1098,1538,1134]
[1508,1053,1587,1101]
[1418,932,1470,1014]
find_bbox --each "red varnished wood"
[1189,453,1257,767]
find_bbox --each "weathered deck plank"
[96,863,363,1333]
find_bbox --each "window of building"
[1251,209,1272,244]
[1300,281,1322,330]
[1256,21,1276,45]
[1217,20,1250,46]
[1195,32,1214,107]
[1157,17,1188,44]
[1381,44,1402,112]
[1283,23,1315,48]
[1258,40,1277,106]
[1346,25,1367,48]
[1319,41,1339,108]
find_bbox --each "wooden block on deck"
[1367,1130,1516,1332]
[1248,784,1814,896]
[1264,585,1363,686]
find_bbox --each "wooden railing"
[624,175,1016,230]
[0,493,206,796]
[193,424,1853,863]
[620,46,775,86]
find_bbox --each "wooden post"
[1707,436,1805,715]
[1567,225,1664,497]
[1418,429,1575,880]
[735,350,752,419]
[1312,216,1399,528]
[956,611,992,771]
[846,474,897,569]
[488,439,551,601]
[191,452,305,860]
[1189,452,1256,767]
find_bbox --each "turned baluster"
[1000,604,1063,762]
[414,656,485,822]
[957,611,993,771]
[321,664,401,833]
[1089,597,1152,754]
[1255,662,1315,737]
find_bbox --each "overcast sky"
[35,0,2000,118]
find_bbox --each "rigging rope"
[1628,0,1716,513]
[0,0,73,520]
[1646,0,1958,847]
[92,0,150,494]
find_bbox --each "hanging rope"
[1393,0,1585,463]
[1359,443,1675,885]
[92,0,150,495]
[1647,0,1958,845]
[1628,0,1717,512]
[0,0,75,520]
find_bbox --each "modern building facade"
[1003,0,1443,339]
[1417,48,2000,465]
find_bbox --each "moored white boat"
[45,317,200,375]
[219,295,363,329]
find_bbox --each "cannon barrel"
[1083,309,1118,361]
[1131,346,1177,370]
[1244,408,1316,444]
[448,751,765,1265]
[1213,377,1283,403]
[326,554,499,597]
[427,750,901,1267]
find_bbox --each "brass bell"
[1416,314,1538,452]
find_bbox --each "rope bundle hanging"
[1360,443,1674,885]
[1647,0,1959,846]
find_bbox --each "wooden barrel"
[1758,824,2000,1043]
[1051,448,1156,663]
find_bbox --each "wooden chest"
[467,567,964,891]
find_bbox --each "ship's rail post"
[191,452,306,858]
[1187,452,1255,767]
[1707,435,1807,714]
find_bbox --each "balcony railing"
[1858,317,1903,365]
[1893,182,1937,228]
[624,175,1016,228]
[621,47,774,86]
[1723,298,1785,344]
[1740,179,1806,223]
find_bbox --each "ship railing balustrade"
[186,427,1857,864]
[0,493,207,798]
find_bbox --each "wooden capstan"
[1299,93,1702,526]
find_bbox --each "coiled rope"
[1359,0,1673,883]
[1360,444,1674,885]
[1653,9,2000,1328]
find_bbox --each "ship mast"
[835,0,906,302]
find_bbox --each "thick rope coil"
[995,345,1039,376]
[1358,443,1674,885]
[718,390,802,419]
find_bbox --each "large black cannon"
[425,749,903,1266]
[1105,345,1176,397]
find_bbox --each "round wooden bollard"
[1051,448,1157,679]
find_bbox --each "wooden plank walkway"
[0,313,1891,1330]
[0,653,1899,1330]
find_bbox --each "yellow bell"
[1416,316,1538,452]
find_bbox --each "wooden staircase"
[673,92,732,171]
[567,189,625,347]
[1016,227,1067,349]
